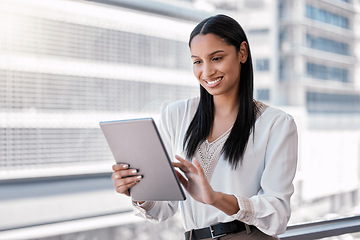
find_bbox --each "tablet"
[100,118,186,201]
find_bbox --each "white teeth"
[207,77,222,84]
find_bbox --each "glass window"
[255,59,270,71]
[306,62,349,82]
[305,4,349,29]
[256,88,270,101]
[0,14,190,70]
[306,34,350,55]
[306,91,360,113]
[247,28,270,35]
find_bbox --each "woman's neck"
[207,95,239,143]
[213,95,239,118]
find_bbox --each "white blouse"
[133,97,298,236]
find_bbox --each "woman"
[112,14,298,240]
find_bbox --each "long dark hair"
[183,14,258,169]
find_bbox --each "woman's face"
[190,33,247,98]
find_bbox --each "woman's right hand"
[112,163,142,197]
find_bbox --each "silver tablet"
[100,118,186,201]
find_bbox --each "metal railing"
[280,215,360,239]
[2,172,359,240]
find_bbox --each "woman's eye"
[212,57,222,61]
[193,60,201,65]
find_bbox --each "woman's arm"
[232,114,298,235]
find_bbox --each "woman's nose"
[202,63,215,79]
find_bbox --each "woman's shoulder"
[159,97,199,130]
[255,102,297,138]
[163,97,199,116]
[255,100,295,123]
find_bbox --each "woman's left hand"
[173,155,218,205]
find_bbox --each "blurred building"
[0,0,202,177]
[0,0,208,236]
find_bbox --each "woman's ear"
[239,41,248,63]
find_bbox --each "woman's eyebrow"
[191,50,225,58]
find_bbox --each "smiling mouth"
[204,77,223,85]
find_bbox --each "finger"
[112,168,139,179]
[193,158,205,175]
[173,162,191,173]
[175,155,189,164]
[113,175,142,190]
[175,155,195,172]
[174,170,188,188]
[112,163,129,171]
[115,181,138,195]
[172,162,185,169]
[114,180,135,192]
[120,175,142,185]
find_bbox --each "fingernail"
[131,169,137,174]
[123,164,129,168]
[136,175,142,179]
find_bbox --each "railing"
[280,215,360,239]
[1,171,359,240]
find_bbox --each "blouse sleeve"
[132,200,178,223]
[131,103,179,222]
[231,114,298,236]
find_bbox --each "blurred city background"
[0,0,360,239]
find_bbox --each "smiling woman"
[112,14,298,240]
[190,34,245,98]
